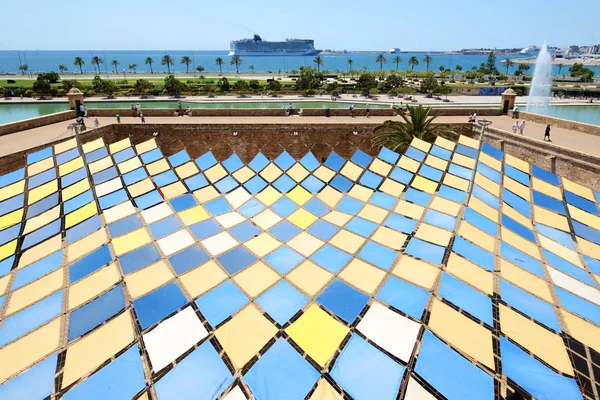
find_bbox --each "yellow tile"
[313,166,335,183]
[112,228,152,256]
[533,206,570,231]
[430,196,461,216]
[256,186,282,206]
[329,230,365,253]
[180,260,227,298]
[434,135,455,151]
[500,305,572,375]
[0,274,10,295]
[65,201,97,229]
[410,137,432,152]
[161,181,187,200]
[62,178,89,201]
[339,259,386,294]
[232,166,254,183]
[531,177,562,200]
[392,256,439,290]
[451,153,476,169]
[458,222,496,253]
[394,200,424,220]
[68,263,120,310]
[322,210,352,227]
[347,185,373,202]
[252,209,282,230]
[287,163,309,182]
[82,138,104,153]
[568,205,600,231]
[424,154,448,171]
[109,138,131,154]
[501,227,540,260]
[135,138,157,154]
[233,262,280,297]
[500,259,553,303]
[18,235,62,269]
[340,161,363,181]
[0,318,60,382]
[288,208,318,229]
[54,138,77,154]
[285,305,349,366]
[118,157,142,174]
[317,186,343,208]
[415,223,452,247]
[538,235,583,268]
[478,152,502,171]
[24,205,61,234]
[68,229,108,262]
[429,299,494,369]
[411,176,437,194]
[175,161,200,179]
[128,178,155,198]
[577,237,600,259]
[287,261,332,296]
[458,134,479,149]
[214,304,277,370]
[193,186,219,203]
[469,196,499,222]
[125,261,174,299]
[446,253,493,295]
[0,209,23,230]
[502,205,532,230]
[371,226,407,249]
[474,173,500,197]
[369,159,392,177]
[6,269,63,316]
[503,176,530,201]
[245,233,281,258]
[27,157,54,176]
[309,379,344,400]
[288,186,312,206]
[146,158,170,176]
[562,178,594,201]
[358,204,388,224]
[379,178,404,197]
[61,311,135,388]
[0,240,17,262]
[259,163,283,182]
[288,232,324,257]
[443,173,469,191]
[562,310,600,353]
[88,156,113,175]
[396,156,420,173]
[505,153,529,172]
[29,180,58,203]
[178,205,209,225]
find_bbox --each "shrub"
[57,89,66,96]
[216,77,230,92]
[38,72,60,84]
[25,89,33,97]
[249,80,261,90]
[267,80,282,91]
[133,79,153,93]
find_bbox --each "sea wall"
[519,111,600,137]
[0,110,76,137]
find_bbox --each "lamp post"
[477,119,492,141]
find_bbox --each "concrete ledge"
[520,111,600,137]
[0,110,76,137]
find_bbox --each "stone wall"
[0,110,76,137]
[519,111,600,137]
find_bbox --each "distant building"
[568,45,580,54]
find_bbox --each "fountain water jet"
[527,44,553,110]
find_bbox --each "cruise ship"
[229,35,321,56]
[520,45,541,56]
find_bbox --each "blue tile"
[204,197,232,216]
[584,255,600,275]
[430,145,452,160]
[168,149,190,167]
[184,173,209,191]
[500,279,561,331]
[405,238,445,264]
[119,244,162,274]
[27,147,52,164]
[0,353,57,400]
[170,194,197,212]
[249,152,269,172]
[384,213,417,234]
[12,251,62,290]
[68,285,125,340]
[477,162,501,183]
[66,214,102,244]
[229,221,262,242]
[505,165,530,186]
[195,151,217,170]
[536,223,575,249]
[92,166,118,185]
[264,246,304,274]
[168,245,211,275]
[140,148,163,164]
[438,185,466,203]
[217,247,257,275]
[1,193,24,217]
[543,250,595,286]
[98,189,128,210]
[256,281,308,325]
[565,190,598,215]
[370,192,396,210]
[500,242,544,277]
[64,189,94,214]
[0,257,15,277]
[22,219,61,249]
[482,143,503,160]
[359,171,383,188]
[324,152,345,171]
[329,174,353,192]
[448,163,473,180]
[112,147,135,163]
[405,146,426,162]
[377,276,428,319]
[28,168,56,189]
[418,165,443,182]
[215,176,239,193]
[149,215,183,239]
[303,198,329,217]
[423,209,456,230]
[455,143,479,158]
[273,174,296,193]
[404,188,430,206]
[307,219,339,241]
[70,245,113,283]
[301,175,326,194]
[300,151,319,172]
[274,151,295,171]
[134,190,163,210]
[502,214,536,242]
[195,280,249,326]
[502,188,531,218]
[572,220,600,246]
[532,190,566,215]
[377,147,399,164]
[346,217,377,237]
[61,167,87,188]
[108,214,144,238]
[153,170,178,187]
[269,220,301,242]
[85,147,108,163]
[472,185,499,208]
[439,274,493,325]
[336,196,363,214]
[189,219,222,240]
[464,208,497,236]
[244,175,268,194]
[311,245,351,273]
[532,164,560,186]
[453,236,495,272]
[0,223,20,247]
[389,167,413,185]
[56,147,80,165]
[238,198,265,218]
[26,192,58,218]
[133,282,187,329]
[271,197,298,217]
[351,150,373,168]
[222,153,243,172]
[317,279,369,323]
[358,241,397,270]
[554,286,600,327]
[122,167,148,185]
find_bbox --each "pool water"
[524,105,600,126]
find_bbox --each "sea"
[2,50,597,76]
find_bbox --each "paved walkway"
[1,115,600,159]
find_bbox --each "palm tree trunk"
[396,63,399,70]
[186,65,189,74]
[80,65,83,74]
[150,64,153,74]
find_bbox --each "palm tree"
[372,105,457,153]
[73,57,85,74]
[196,65,205,74]
[347,58,354,73]
[423,55,433,70]
[249,65,255,73]
[58,64,68,74]
[376,54,387,71]
[408,56,419,71]
[313,55,324,72]
[181,56,192,73]
[230,55,242,73]
[393,56,402,70]
[162,55,174,74]
[129,64,137,73]
[504,58,515,74]
[455,65,463,72]
[439,65,445,73]
[215,57,224,74]
[18,64,29,76]
[558,63,564,75]
[111,60,119,73]
[145,57,154,74]
[91,56,103,74]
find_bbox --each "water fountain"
[527,44,553,110]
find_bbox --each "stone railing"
[0,110,76,137]
[519,111,600,137]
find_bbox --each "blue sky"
[2,0,598,50]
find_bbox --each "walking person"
[140,113,145,124]
[83,104,88,118]
[472,112,477,123]
[130,103,136,117]
[519,120,525,135]
[136,102,141,116]
[365,104,370,118]
[93,117,100,129]
[349,104,355,118]
[512,121,519,133]
[544,124,551,141]
[116,113,121,123]
[512,105,518,119]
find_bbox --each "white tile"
[222,386,247,400]
[201,232,238,256]
[356,302,420,362]
[143,307,208,372]
[225,187,252,209]
[95,177,123,197]
[405,377,436,400]
[103,201,135,223]
[251,209,282,230]
[216,212,245,229]
[547,266,600,306]
[157,230,195,256]
[141,202,173,224]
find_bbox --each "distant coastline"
[516,57,600,67]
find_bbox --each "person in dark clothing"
[544,124,551,141]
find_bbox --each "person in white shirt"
[512,105,518,118]
[512,121,519,133]
[519,120,525,135]
[136,103,141,115]
[472,112,477,122]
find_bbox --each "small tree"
[295,66,323,93]
[393,56,402,70]
[180,56,192,73]
[133,79,153,93]
[455,65,463,72]
[249,65,255,73]
[145,57,154,74]
[438,84,453,100]
[32,75,52,95]
[249,80,261,90]
[233,79,249,92]
[73,57,85,74]
[215,57,224,74]
[357,72,377,95]
[129,64,137,74]
[558,63,564,75]
[439,65,445,73]
[504,58,514,74]
[196,65,205,76]
[217,77,230,91]
[267,80,282,91]
[420,72,438,95]
[347,58,354,73]
[111,60,120,73]
[164,74,186,95]
[376,54,387,71]
[58,65,68,74]
[313,56,324,73]
[161,55,174,74]
[230,55,242,73]
[18,64,29,76]
[485,51,497,73]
